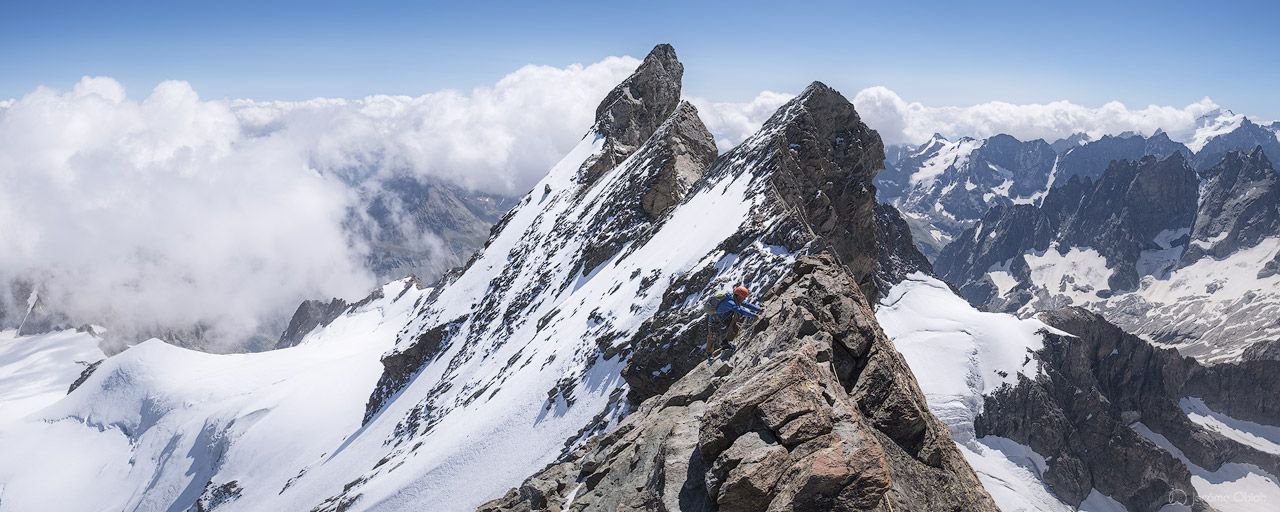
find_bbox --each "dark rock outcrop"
[480,254,998,512]
[363,315,467,425]
[67,359,104,394]
[976,307,1280,511]
[579,44,685,187]
[872,202,937,296]
[276,298,350,349]
[1243,338,1280,361]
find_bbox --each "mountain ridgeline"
[10,43,1280,512]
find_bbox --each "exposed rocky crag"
[579,44,685,188]
[1180,147,1280,264]
[276,298,351,349]
[871,203,936,296]
[620,81,887,406]
[481,254,997,512]
[976,307,1280,511]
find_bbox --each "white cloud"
[1,57,1244,350]
[688,91,795,151]
[229,56,641,195]
[851,85,1225,147]
[0,58,640,348]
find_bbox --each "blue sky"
[3,0,1277,119]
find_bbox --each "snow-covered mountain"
[876,131,1190,259]
[878,109,1279,262]
[4,42,1280,512]
[879,275,1280,512]
[935,149,1280,363]
[0,44,987,512]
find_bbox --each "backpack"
[702,292,728,317]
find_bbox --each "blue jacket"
[711,292,762,322]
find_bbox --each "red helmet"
[733,286,749,299]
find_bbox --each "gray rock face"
[275,298,350,349]
[622,81,886,405]
[1053,131,1190,182]
[1243,338,1280,361]
[871,203,936,297]
[638,102,719,217]
[579,44,685,187]
[758,82,885,299]
[480,254,998,512]
[976,307,1280,512]
[1181,147,1280,264]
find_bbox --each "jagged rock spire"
[579,44,685,186]
[759,81,887,299]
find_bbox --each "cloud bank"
[0,58,640,348]
[688,91,795,151]
[0,54,1258,350]
[851,86,1229,147]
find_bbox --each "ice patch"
[1138,228,1190,278]
[957,436,1078,512]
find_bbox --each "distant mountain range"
[876,112,1280,260]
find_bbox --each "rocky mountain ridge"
[482,254,997,511]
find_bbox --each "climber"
[703,286,763,359]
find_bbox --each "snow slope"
[0,279,419,512]
[0,83,824,510]
[0,329,103,424]
[874,273,1145,511]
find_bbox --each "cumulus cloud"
[0,58,640,348]
[0,77,373,345]
[230,56,641,196]
[851,86,1227,147]
[3,54,1243,351]
[688,91,795,151]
